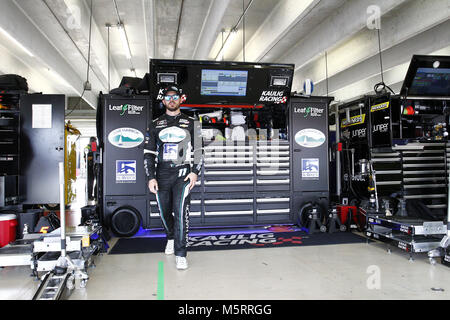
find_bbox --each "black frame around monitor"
[149,59,295,106]
[401,55,450,98]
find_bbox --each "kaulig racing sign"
[259,91,287,104]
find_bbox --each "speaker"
[103,196,147,237]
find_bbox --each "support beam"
[326,43,450,103]
[278,0,408,70]
[42,0,121,92]
[0,0,97,107]
[192,0,231,60]
[233,0,320,62]
[308,19,450,101]
[143,0,156,60]
[294,0,450,90]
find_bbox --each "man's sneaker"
[165,240,174,255]
[175,256,188,270]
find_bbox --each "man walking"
[144,86,203,270]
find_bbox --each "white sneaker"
[175,256,188,270]
[165,240,174,255]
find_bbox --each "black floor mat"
[108,230,368,255]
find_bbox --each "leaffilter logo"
[120,104,128,116]
[303,107,310,117]
[109,104,144,116]
[294,106,324,117]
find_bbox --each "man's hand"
[148,179,159,194]
[184,173,198,191]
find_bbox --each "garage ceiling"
[0,0,448,113]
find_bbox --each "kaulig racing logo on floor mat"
[187,233,302,248]
[108,128,144,148]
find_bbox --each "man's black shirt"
[144,112,203,180]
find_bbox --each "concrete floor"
[1,237,449,300]
[1,179,449,300]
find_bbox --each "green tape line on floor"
[157,261,164,300]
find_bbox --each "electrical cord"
[65,88,86,117]
[373,28,396,95]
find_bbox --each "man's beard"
[166,102,180,112]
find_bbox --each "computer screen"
[201,69,248,97]
[409,67,450,96]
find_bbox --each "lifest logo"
[259,91,287,104]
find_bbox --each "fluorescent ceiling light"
[0,27,34,57]
[118,23,132,59]
[216,29,238,61]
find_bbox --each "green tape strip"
[157,261,164,300]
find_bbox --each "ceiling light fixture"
[0,26,34,57]
[216,28,238,61]
[118,23,132,60]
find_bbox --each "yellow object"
[40,226,50,234]
[65,122,81,205]
[82,235,90,247]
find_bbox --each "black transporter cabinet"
[20,94,65,205]
[288,96,331,219]
[99,94,151,236]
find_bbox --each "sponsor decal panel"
[341,114,366,128]
[108,128,144,148]
[351,127,367,139]
[163,143,179,161]
[109,104,144,116]
[116,160,136,183]
[302,158,319,180]
[371,101,390,113]
[294,106,324,117]
[159,126,187,143]
[295,129,326,148]
[259,91,287,104]
[373,123,389,133]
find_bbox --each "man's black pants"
[155,165,191,257]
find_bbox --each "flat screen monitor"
[408,67,450,96]
[201,69,248,97]
[401,55,450,97]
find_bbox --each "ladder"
[32,271,72,300]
